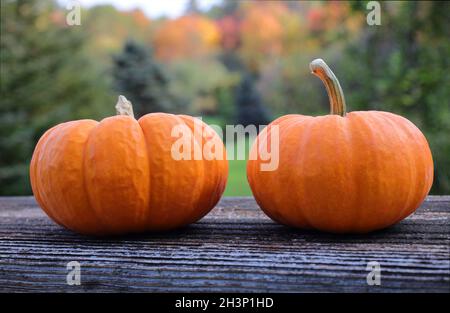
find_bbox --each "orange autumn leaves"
[153,3,291,64]
[54,1,363,71]
[154,14,220,61]
[152,1,362,70]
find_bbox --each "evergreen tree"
[185,0,200,15]
[112,40,173,117]
[235,74,270,128]
[0,0,112,195]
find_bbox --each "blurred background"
[1,0,449,196]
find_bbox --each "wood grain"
[0,196,449,292]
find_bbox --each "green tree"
[167,58,238,119]
[112,40,174,117]
[0,0,112,195]
[235,73,270,128]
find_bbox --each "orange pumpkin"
[30,96,228,235]
[247,59,433,233]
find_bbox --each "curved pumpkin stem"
[310,59,346,117]
[115,95,134,118]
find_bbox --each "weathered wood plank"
[0,196,449,292]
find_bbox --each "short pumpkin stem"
[115,95,134,118]
[310,59,346,117]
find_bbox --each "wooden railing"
[0,196,449,292]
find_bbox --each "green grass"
[202,117,254,197]
[224,136,253,196]
[224,157,251,196]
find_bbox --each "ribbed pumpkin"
[30,96,228,235]
[247,59,433,233]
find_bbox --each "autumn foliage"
[154,14,220,61]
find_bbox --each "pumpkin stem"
[115,95,134,118]
[310,59,346,117]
